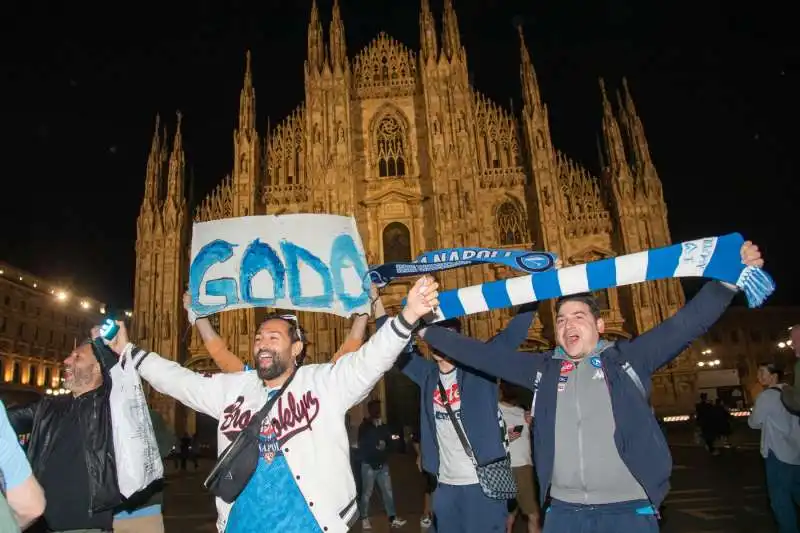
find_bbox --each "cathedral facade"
[133,0,695,434]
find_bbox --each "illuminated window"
[375,116,406,178]
[496,201,525,245]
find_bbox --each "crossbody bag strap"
[437,379,475,463]
[244,370,298,436]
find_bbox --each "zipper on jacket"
[599,358,656,509]
[574,361,588,503]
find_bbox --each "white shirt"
[499,402,532,468]
[434,370,479,485]
[748,386,800,465]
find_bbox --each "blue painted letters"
[330,234,370,311]
[190,234,369,315]
[190,239,239,316]
[280,239,333,308]
[240,239,285,306]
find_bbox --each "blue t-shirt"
[225,391,321,533]
[0,400,32,491]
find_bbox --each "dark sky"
[1,0,796,311]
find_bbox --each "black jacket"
[357,419,393,468]
[8,338,120,515]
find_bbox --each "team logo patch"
[560,361,575,374]
[590,356,602,368]
[558,375,568,383]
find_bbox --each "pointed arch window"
[375,115,407,178]
[382,222,412,263]
[496,201,525,245]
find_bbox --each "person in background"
[410,428,434,529]
[8,335,120,533]
[375,291,535,533]
[499,383,540,533]
[695,393,719,455]
[357,400,407,529]
[112,408,175,533]
[182,291,368,372]
[0,399,45,530]
[748,362,800,533]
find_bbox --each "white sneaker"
[362,518,372,530]
[391,517,407,528]
[420,516,432,528]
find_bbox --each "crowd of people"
[3,239,797,533]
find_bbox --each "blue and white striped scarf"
[424,233,774,323]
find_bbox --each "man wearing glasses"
[104,276,439,533]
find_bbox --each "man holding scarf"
[104,276,439,533]
[420,241,763,533]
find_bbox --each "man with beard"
[104,276,439,533]
[420,241,764,533]
[8,336,120,533]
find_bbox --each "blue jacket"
[377,311,534,478]
[423,281,736,506]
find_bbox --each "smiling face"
[63,342,102,395]
[252,318,303,382]
[555,299,604,360]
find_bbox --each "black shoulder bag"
[436,380,517,500]
[204,372,296,502]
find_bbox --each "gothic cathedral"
[133,0,693,434]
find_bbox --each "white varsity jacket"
[121,315,416,533]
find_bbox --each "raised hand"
[183,291,191,312]
[741,241,764,268]
[402,276,440,324]
[105,321,130,355]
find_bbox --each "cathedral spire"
[620,78,657,179]
[518,25,542,112]
[166,111,185,202]
[441,0,462,60]
[307,0,325,74]
[238,51,256,132]
[329,0,347,70]
[599,78,630,179]
[142,114,162,210]
[420,0,438,62]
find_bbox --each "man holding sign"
[104,275,439,533]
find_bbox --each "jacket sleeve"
[6,401,39,435]
[488,308,536,350]
[122,344,233,419]
[422,318,544,389]
[324,315,416,412]
[623,281,736,376]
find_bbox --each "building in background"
[0,261,115,406]
[131,1,747,435]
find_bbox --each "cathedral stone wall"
[133,0,703,434]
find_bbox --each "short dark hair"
[759,361,784,381]
[555,293,601,320]
[367,399,381,410]
[259,314,306,365]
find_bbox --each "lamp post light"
[697,349,721,368]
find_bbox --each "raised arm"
[325,276,439,411]
[421,320,544,389]
[331,313,368,363]
[109,321,232,419]
[624,281,736,375]
[184,291,245,373]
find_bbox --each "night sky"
[1,0,796,311]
